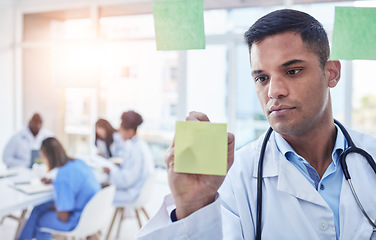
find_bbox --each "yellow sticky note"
[174,121,227,175]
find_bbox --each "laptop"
[12,179,53,194]
[30,150,40,168]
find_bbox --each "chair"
[41,185,116,240]
[105,173,155,240]
[1,167,46,239]
[1,209,28,239]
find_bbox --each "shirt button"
[319,220,328,231]
[320,184,325,190]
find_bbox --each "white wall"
[0,1,16,157]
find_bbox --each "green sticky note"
[174,121,227,175]
[152,0,205,50]
[331,7,376,60]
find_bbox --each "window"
[21,2,376,164]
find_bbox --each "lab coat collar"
[274,125,346,168]
[23,126,36,140]
[24,125,44,140]
[277,154,329,207]
[130,135,139,142]
[252,132,330,207]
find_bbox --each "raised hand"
[165,111,235,220]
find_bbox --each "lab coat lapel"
[252,133,329,207]
[277,155,328,207]
[339,153,376,239]
[24,127,39,147]
[23,127,33,142]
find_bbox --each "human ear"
[325,60,341,88]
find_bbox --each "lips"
[269,105,295,115]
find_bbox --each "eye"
[286,69,302,75]
[255,75,269,83]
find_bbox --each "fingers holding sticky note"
[174,121,227,176]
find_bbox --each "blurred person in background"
[3,113,53,169]
[103,110,154,205]
[95,118,124,159]
[18,137,100,240]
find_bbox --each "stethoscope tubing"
[335,119,376,178]
[334,119,376,230]
[256,127,273,240]
[255,120,376,239]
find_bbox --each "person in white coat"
[3,113,53,168]
[103,110,154,205]
[136,9,376,240]
[95,118,124,159]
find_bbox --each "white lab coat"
[3,126,53,168]
[110,136,155,205]
[95,132,124,158]
[137,127,376,240]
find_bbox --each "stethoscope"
[255,119,376,240]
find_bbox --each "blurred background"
[0,0,376,168]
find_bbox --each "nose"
[267,76,288,99]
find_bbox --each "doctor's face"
[29,121,42,136]
[250,32,333,136]
[119,126,135,140]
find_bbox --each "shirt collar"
[274,124,347,166]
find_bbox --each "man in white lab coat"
[136,9,376,240]
[3,113,53,168]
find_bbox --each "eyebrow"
[251,59,305,76]
[281,59,304,67]
[251,70,263,76]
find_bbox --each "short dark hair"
[244,9,329,68]
[41,137,73,170]
[120,110,143,131]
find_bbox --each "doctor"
[3,113,53,168]
[103,110,154,205]
[95,118,124,159]
[137,9,376,240]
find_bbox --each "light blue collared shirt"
[274,124,347,239]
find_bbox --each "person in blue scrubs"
[18,137,100,240]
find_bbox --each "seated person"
[18,137,101,240]
[95,118,124,159]
[103,110,154,205]
[3,113,53,168]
